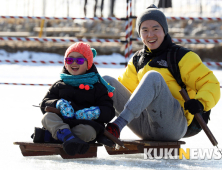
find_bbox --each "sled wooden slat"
[19,145,59,157]
[133,140,186,146]
[14,142,102,159]
[105,139,186,156]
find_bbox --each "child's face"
[65,52,88,75]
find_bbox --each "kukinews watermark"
[144,148,222,160]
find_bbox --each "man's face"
[140,20,165,50]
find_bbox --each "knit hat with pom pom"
[64,42,97,70]
[136,4,168,36]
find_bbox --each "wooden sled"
[13,142,102,159]
[105,139,186,157]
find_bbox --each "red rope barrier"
[0,59,221,67]
[1,15,222,21]
[0,82,52,86]
[0,82,221,88]
[0,59,128,66]
[131,37,222,44]
[0,37,126,43]
[0,16,125,21]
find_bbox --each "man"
[84,0,104,17]
[104,4,220,141]
[109,0,116,17]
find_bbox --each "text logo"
[144,148,222,160]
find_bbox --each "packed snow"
[0,50,222,170]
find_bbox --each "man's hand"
[184,99,203,115]
[106,123,120,139]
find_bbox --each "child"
[39,42,115,156]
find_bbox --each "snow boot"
[32,127,61,143]
[57,128,89,156]
[97,134,115,148]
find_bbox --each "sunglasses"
[65,57,87,65]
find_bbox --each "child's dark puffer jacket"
[40,64,115,130]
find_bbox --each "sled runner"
[105,139,186,156]
[13,142,102,159]
[14,140,185,159]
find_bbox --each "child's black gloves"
[184,99,204,115]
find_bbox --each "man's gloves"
[56,99,75,119]
[75,107,100,120]
[106,123,120,139]
[184,99,204,115]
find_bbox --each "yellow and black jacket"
[118,34,220,126]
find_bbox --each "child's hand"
[56,99,75,119]
[75,107,100,120]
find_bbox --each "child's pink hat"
[64,42,96,70]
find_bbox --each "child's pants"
[41,112,96,142]
[103,71,187,141]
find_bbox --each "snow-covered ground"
[0,50,222,170]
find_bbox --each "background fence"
[0,0,222,69]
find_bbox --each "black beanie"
[136,4,168,36]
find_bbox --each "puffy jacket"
[118,34,220,126]
[40,64,115,125]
